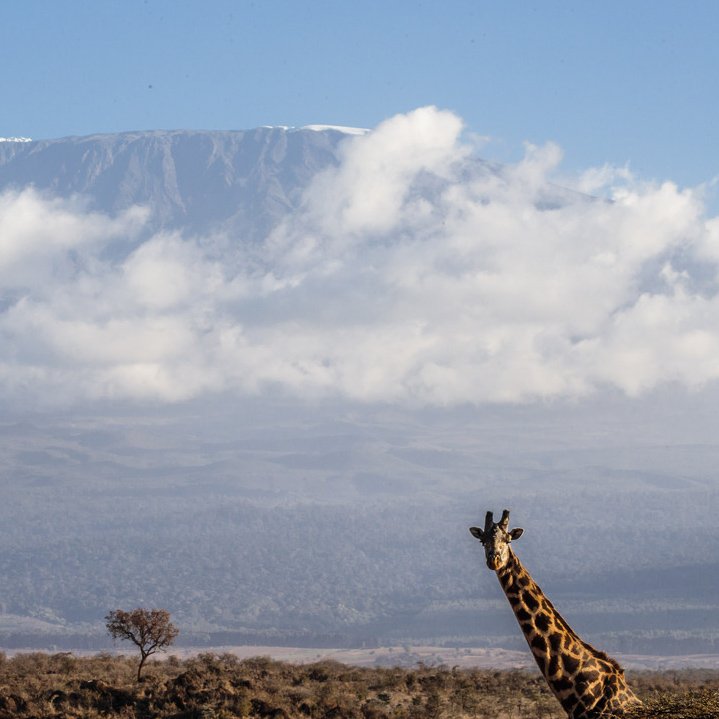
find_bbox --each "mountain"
[0,127,354,239]
[1,126,719,656]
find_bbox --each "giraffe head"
[469,509,524,570]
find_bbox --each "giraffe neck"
[496,549,582,656]
[495,550,638,718]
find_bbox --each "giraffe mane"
[578,641,623,672]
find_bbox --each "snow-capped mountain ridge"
[0,126,350,239]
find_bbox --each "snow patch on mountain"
[302,124,369,135]
[0,137,32,142]
[258,125,369,135]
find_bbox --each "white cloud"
[2,107,719,406]
[0,188,147,286]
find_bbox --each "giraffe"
[469,509,641,719]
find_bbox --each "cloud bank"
[2,106,719,406]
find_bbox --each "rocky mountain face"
[0,127,348,239]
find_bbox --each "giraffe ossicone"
[470,509,641,719]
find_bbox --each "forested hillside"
[1,403,718,654]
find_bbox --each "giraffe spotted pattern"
[470,510,641,719]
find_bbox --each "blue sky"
[2,0,718,190]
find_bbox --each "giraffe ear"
[469,526,484,541]
[509,528,524,541]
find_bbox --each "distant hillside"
[1,404,718,654]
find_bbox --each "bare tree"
[105,608,179,681]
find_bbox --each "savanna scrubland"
[0,651,717,719]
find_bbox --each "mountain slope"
[0,127,349,238]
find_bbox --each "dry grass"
[0,651,716,718]
[626,671,719,719]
